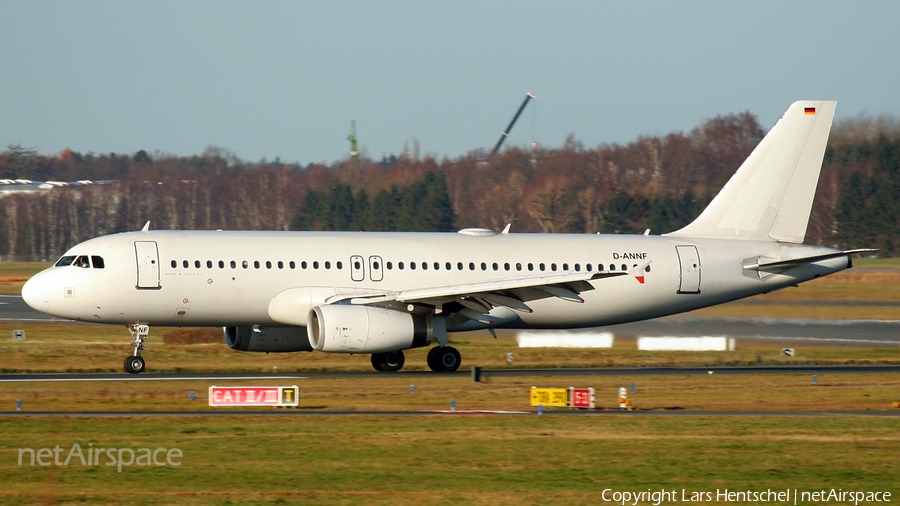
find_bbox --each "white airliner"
[21,101,872,374]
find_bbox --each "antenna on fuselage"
[141,221,150,232]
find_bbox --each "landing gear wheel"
[426,346,461,372]
[371,351,405,372]
[124,355,145,374]
[426,347,441,371]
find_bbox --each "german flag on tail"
[804,107,816,115]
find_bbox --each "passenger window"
[645,265,651,273]
[290,261,295,269]
[574,264,580,272]
[325,261,331,269]
[171,260,177,268]
[337,261,343,269]
[387,262,393,270]
[492,262,498,271]
[516,263,522,271]
[399,262,405,270]
[609,264,615,271]
[457,262,463,271]
[183,260,189,268]
[219,261,225,269]
[230,261,236,269]
[313,261,319,269]
[278,261,283,269]
[481,262,487,271]
[207,260,213,269]
[563,263,569,271]
[598,264,604,271]
[539,263,545,271]
[75,256,90,268]
[55,256,76,267]
[446,262,451,270]
[528,263,534,271]
[435,262,441,270]
[301,261,307,269]
[421,262,427,270]
[266,261,272,269]
[621,264,627,271]
[586,264,592,271]
[241,261,248,269]
[195,260,201,268]
[410,262,416,270]
[551,263,557,272]
[469,262,475,271]
[91,256,105,269]
[253,261,260,269]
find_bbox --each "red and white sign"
[569,387,595,409]
[208,386,299,407]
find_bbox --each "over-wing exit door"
[135,241,160,289]
[676,245,701,294]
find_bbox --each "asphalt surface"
[3,295,899,347]
[1,364,899,383]
[1,409,898,417]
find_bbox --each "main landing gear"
[371,351,405,372]
[427,346,461,373]
[124,324,149,374]
[369,346,462,372]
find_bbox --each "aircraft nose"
[22,272,51,313]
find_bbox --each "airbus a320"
[21,101,871,373]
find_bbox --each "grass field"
[1,414,898,505]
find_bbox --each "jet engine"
[307,305,431,354]
[224,326,313,353]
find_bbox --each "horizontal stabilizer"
[744,249,877,272]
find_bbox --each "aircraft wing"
[325,263,649,322]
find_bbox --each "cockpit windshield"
[55,255,104,268]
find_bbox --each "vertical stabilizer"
[666,101,836,243]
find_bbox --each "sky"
[1,1,898,165]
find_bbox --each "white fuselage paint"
[29,229,848,330]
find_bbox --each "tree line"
[1,111,898,261]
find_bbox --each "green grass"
[0,415,897,505]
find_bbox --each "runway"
[1,409,898,417]
[3,295,899,347]
[2,364,899,382]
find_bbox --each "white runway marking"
[0,376,308,383]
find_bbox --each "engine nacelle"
[307,305,430,354]
[224,326,313,353]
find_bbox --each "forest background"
[1,110,899,262]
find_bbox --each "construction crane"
[491,92,536,155]
[347,120,359,160]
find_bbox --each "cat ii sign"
[208,386,299,407]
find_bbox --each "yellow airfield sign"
[530,388,568,407]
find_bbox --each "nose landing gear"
[124,324,149,374]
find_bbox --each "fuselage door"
[350,255,365,282]
[134,241,161,289]
[676,245,701,294]
[369,255,383,282]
